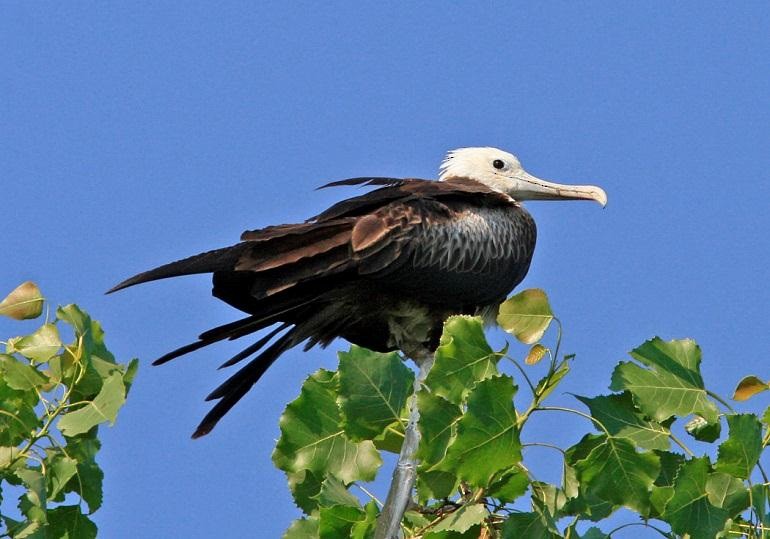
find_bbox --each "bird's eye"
[492,159,505,170]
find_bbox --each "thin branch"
[375,353,435,539]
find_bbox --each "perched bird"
[110,147,606,437]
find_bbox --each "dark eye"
[492,159,505,170]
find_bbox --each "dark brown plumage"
[110,147,606,437]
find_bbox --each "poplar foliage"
[276,289,770,538]
[0,282,136,538]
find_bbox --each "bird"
[109,147,606,438]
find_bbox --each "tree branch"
[375,352,435,539]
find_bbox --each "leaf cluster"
[0,282,137,538]
[275,288,770,538]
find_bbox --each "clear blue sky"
[2,3,769,537]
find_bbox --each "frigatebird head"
[439,147,607,206]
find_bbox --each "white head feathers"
[438,147,607,206]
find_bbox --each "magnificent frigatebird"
[110,147,606,437]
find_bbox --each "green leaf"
[318,504,365,539]
[0,446,22,470]
[371,419,405,454]
[338,346,413,441]
[273,369,382,483]
[531,481,568,517]
[416,391,461,467]
[534,361,569,402]
[58,371,126,436]
[567,434,659,514]
[284,517,319,539]
[705,472,750,516]
[649,485,675,518]
[45,452,78,501]
[663,457,729,539]
[424,316,499,405]
[573,526,609,539]
[428,504,488,534]
[732,375,769,401]
[750,484,769,529]
[610,337,719,425]
[8,324,61,363]
[0,282,44,320]
[62,433,103,512]
[314,476,360,508]
[561,488,615,522]
[287,470,323,514]
[404,510,431,529]
[487,466,529,503]
[416,470,459,503]
[576,392,671,450]
[350,501,378,539]
[497,288,554,344]
[436,375,521,487]
[501,512,556,539]
[57,304,117,367]
[16,467,46,524]
[47,351,76,386]
[0,379,41,446]
[122,357,140,396]
[653,450,684,487]
[715,414,763,479]
[0,354,49,391]
[684,414,721,442]
[45,505,97,539]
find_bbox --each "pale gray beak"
[513,171,607,207]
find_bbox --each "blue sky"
[2,3,769,537]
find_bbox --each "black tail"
[107,244,248,293]
[108,218,360,436]
[192,325,302,438]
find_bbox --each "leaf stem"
[707,389,736,413]
[355,483,384,508]
[551,317,563,373]
[667,432,695,457]
[533,406,612,437]
[606,521,673,538]
[504,355,537,396]
[521,442,567,456]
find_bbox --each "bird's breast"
[370,205,536,307]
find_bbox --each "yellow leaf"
[732,375,769,401]
[0,281,44,320]
[525,344,548,365]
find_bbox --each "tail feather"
[217,322,290,369]
[153,339,218,366]
[108,244,248,293]
[152,314,261,366]
[109,217,367,437]
[192,328,300,438]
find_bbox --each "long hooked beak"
[513,170,608,207]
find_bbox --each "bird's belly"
[373,258,527,307]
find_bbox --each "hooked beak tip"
[593,188,608,208]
